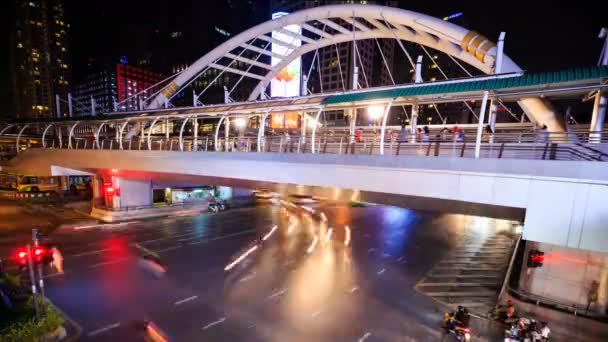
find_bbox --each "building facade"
[115,64,164,111]
[72,63,163,115]
[72,66,117,115]
[10,0,71,118]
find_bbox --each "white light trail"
[262,225,278,241]
[320,212,327,221]
[307,236,319,254]
[344,225,351,246]
[287,219,298,235]
[224,245,258,271]
[325,228,333,244]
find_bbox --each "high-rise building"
[10,0,71,118]
[115,64,164,111]
[72,65,117,115]
[72,63,163,114]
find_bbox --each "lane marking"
[87,322,121,336]
[174,295,198,305]
[358,332,372,341]
[202,317,226,330]
[133,243,160,258]
[88,258,128,269]
[70,248,112,257]
[267,289,286,300]
[377,268,386,275]
[190,229,258,245]
[262,225,278,241]
[239,274,256,282]
[225,245,258,271]
[307,236,319,254]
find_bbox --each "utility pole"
[32,228,46,314]
[26,244,40,320]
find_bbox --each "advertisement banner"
[271,12,301,98]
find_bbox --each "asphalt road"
[1,201,517,341]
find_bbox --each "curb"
[47,299,83,342]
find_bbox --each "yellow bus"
[0,174,59,193]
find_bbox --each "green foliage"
[2,272,22,288]
[0,296,64,342]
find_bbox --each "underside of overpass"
[2,149,607,253]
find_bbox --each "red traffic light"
[34,246,46,257]
[528,249,545,268]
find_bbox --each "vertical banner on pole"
[271,12,301,98]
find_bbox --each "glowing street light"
[367,105,384,120]
[233,117,247,128]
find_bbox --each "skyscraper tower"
[10,0,71,118]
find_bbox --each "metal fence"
[3,130,608,162]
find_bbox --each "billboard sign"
[271,12,301,98]
[270,112,299,129]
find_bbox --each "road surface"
[2,201,516,341]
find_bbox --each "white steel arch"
[148,4,565,132]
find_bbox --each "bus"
[0,174,59,193]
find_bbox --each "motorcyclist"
[504,299,516,320]
[448,305,470,330]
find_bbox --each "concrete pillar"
[91,175,103,207]
[59,176,69,195]
[193,118,199,151]
[349,109,357,144]
[224,117,230,151]
[488,100,498,143]
[474,91,490,158]
[300,113,306,143]
[488,100,497,131]
[409,104,418,143]
[110,176,153,209]
[590,91,606,143]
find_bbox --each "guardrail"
[3,130,608,162]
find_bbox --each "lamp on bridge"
[233,117,247,129]
[367,105,384,120]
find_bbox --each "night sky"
[1,0,605,116]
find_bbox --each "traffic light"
[14,246,47,264]
[33,246,47,263]
[528,249,545,268]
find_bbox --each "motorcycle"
[489,304,519,326]
[443,312,472,341]
[504,318,550,342]
[208,199,227,213]
[208,202,219,213]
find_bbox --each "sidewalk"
[504,293,608,341]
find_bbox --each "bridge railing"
[4,131,608,161]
